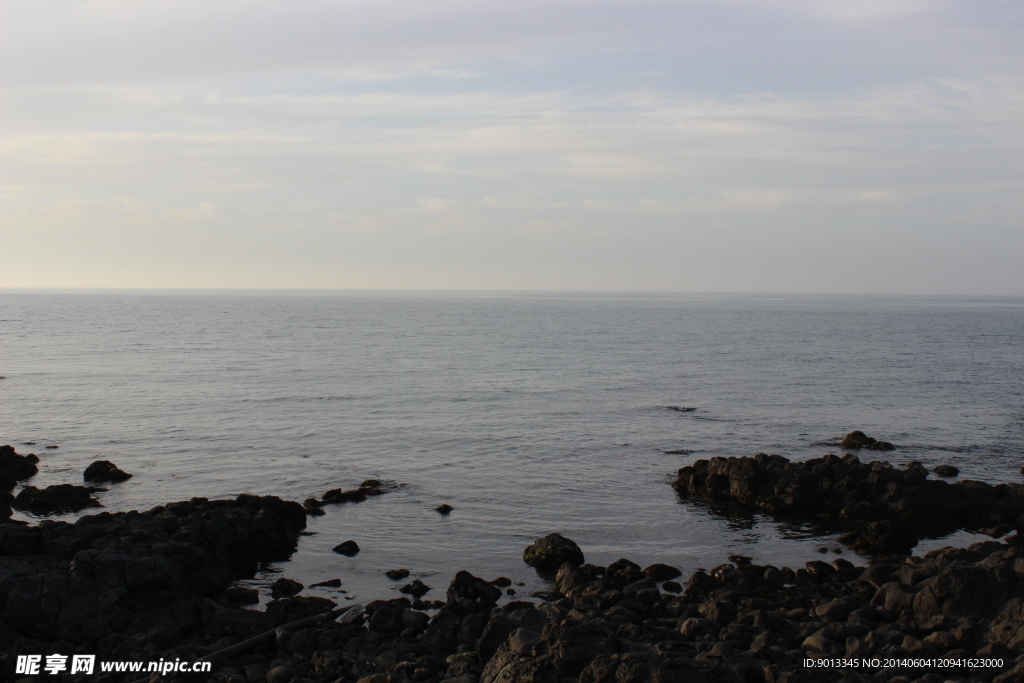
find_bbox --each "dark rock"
[490,576,512,587]
[840,431,894,450]
[266,596,336,625]
[332,540,360,556]
[399,579,431,598]
[385,568,410,580]
[934,464,959,477]
[606,558,644,586]
[446,570,502,614]
[13,484,102,515]
[223,586,260,605]
[310,578,341,588]
[642,562,682,581]
[673,451,1024,556]
[83,460,133,483]
[435,504,454,515]
[266,665,294,683]
[0,445,39,482]
[522,532,584,573]
[270,578,303,599]
[208,608,275,638]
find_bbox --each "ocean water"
[2,291,1023,605]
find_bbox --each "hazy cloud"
[1,0,1022,293]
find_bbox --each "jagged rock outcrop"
[672,453,1024,553]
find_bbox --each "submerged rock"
[522,532,585,573]
[83,459,133,483]
[435,503,454,515]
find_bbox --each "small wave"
[665,406,696,413]
[664,449,695,455]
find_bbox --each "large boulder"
[447,570,502,614]
[84,460,133,483]
[522,533,584,573]
[0,445,38,483]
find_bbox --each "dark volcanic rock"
[399,579,432,598]
[672,452,1024,555]
[332,539,360,556]
[0,494,305,645]
[270,577,304,599]
[523,532,585,573]
[934,464,960,477]
[13,484,102,515]
[643,562,682,581]
[5,496,1024,683]
[83,459,133,483]
[840,430,895,450]
[0,444,38,483]
[447,570,502,614]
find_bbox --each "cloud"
[1,0,1022,292]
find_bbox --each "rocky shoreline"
[2,441,1024,683]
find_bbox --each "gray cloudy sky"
[2,0,1022,293]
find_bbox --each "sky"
[1,0,1022,294]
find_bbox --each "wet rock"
[0,445,39,482]
[840,430,895,450]
[435,504,454,515]
[385,569,410,580]
[310,578,341,588]
[83,460,133,483]
[934,464,959,477]
[446,571,502,614]
[222,586,260,605]
[332,540,360,556]
[522,533,584,573]
[13,484,102,515]
[674,451,1024,556]
[271,578,303,599]
[399,579,431,598]
[642,562,682,581]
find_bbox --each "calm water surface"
[2,291,1022,604]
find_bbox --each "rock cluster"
[8,527,1024,682]
[304,481,398,516]
[0,494,306,652]
[672,453,1024,554]
[840,431,895,451]
[0,445,39,519]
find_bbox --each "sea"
[2,291,1023,606]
